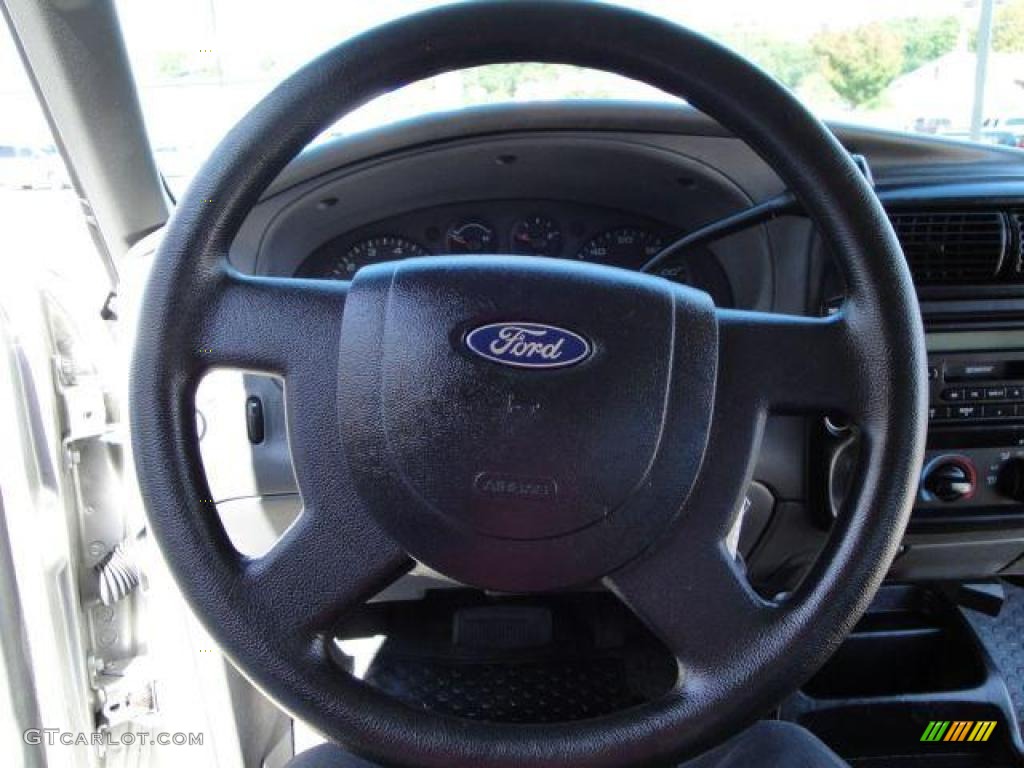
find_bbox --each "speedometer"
[653,261,693,285]
[577,227,663,266]
[327,236,429,279]
[578,227,694,285]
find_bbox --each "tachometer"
[327,236,428,279]
[511,215,563,257]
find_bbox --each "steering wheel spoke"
[197,270,349,375]
[608,543,777,676]
[243,504,411,637]
[716,307,870,421]
[186,269,412,635]
[607,304,872,680]
[606,322,782,675]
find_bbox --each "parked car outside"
[0,144,71,189]
[983,117,1024,147]
[942,128,1021,147]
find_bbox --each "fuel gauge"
[511,215,563,257]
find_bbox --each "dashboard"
[293,199,733,306]
[206,101,1024,595]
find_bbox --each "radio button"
[929,406,949,421]
[986,386,1008,400]
[951,405,980,419]
[1010,386,1023,400]
[983,404,1014,419]
[943,388,965,402]
[966,387,985,401]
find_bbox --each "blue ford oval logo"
[465,322,591,369]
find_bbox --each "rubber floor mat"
[365,655,644,723]
[964,583,1024,726]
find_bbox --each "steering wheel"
[130,2,927,765]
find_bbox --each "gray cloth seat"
[285,721,847,768]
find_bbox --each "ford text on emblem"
[465,322,591,369]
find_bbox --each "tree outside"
[890,16,961,73]
[813,23,905,108]
[993,0,1024,52]
[719,30,818,89]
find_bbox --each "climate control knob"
[921,456,976,503]
[996,458,1024,503]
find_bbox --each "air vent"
[888,211,1007,285]
[1014,211,1024,277]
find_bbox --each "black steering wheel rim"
[130,2,928,766]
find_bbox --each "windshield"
[111,0,1024,194]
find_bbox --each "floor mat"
[366,655,645,723]
[963,583,1024,726]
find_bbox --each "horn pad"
[338,256,717,590]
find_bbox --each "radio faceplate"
[929,354,1024,425]
[920,350,1024,515]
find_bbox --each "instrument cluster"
[296,200,733,306]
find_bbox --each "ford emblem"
[465,322,591,370]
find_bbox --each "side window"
[1,16,102,294]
